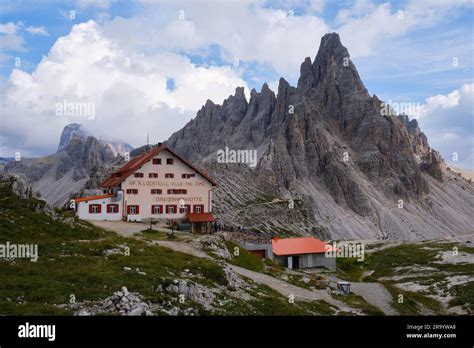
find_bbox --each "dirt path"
[91,220,155,237]
[150,239,211,259]
[349,282,398,315]
[365,241,403,254]
[227,264,353,312]
[327,274,397,315]
[90,220,354,312]
[145,239,353,312]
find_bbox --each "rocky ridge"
[4,125,127,206]
[167,33,474,240]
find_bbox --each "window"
[126,189,138,194]
[182,173,195,179]
[167,189,187,194]
[127,205,139,215]
[152,158,161,165]
[151,205,163,214]
[151,189,162,195]
[107,204,119,213]
[166,158,174,165]
[148,173,158,178]
[134,173,144,178]
[193,204,204,213]
[166,205,177,214]
[89,204,101,214]
[180,204,191,213]
[165,173,174,178]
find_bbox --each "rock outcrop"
[3,173,34,199]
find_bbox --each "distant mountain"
[57,123,88,152]
[0,157,14,166]
[4,124,128,206]
[167,33,474,240]
[105,140,134,157]
[58,123,133,156]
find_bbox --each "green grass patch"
[245,286,335,315]
[334,293,384,316]
[224,240,264,273]
[336,257,366,282]
[448,281,473,314]
[0,182,228,314]
[281,273,328,291]
[384,283,446,315]
[135,229,180,241]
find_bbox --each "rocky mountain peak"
[234,86,246,100]
[298,32,368,102]
[163,32,474,241]
[58,123,87,152]
[58,123,132,157]
[319,32,344,53]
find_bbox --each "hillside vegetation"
[0,180,335,315]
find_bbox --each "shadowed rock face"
[167,33,473,240]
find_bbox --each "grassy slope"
[0,181,334,315]
[337,243,474,315]
[4,179,468,316]
[222,240,382,315]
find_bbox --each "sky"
[0,0,473,169]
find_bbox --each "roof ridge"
[101,145,217,187]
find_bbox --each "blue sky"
[0,0,473,169]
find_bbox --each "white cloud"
[101,0,471,83]
[337,3,409,58]
[1,0,472,162]
[0,22,25,51]
[75,0,111,10]
[422,90,461,114]
[25,25,49,36]
[336,0,472,59]
[0,20,248,157]
[417,83,474,169]
[0,22,18,35]
[309,0,325,13]
[102,3,330,79]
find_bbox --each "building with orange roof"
[241,236,336,270]
[271,236,336,270]
[71,144,217,231]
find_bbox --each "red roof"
[272,237,335,256]
[73,194,115,203]
[102,145,217,188]
[187,213,215,223]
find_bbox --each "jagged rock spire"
[298,33,368,99]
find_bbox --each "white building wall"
[120,149,214,220]
[274,253,336,270]
[76,194,123,221]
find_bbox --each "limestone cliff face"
[167,33,473,240]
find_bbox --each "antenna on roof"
[146,133,150,151]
